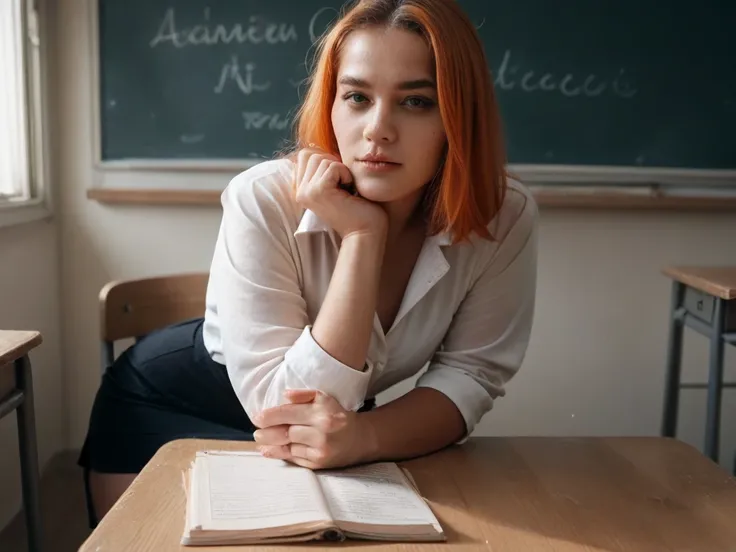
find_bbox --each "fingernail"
[253,429,262,441]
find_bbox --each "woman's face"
[331,26,447,205]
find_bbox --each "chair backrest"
[98,272,209,373]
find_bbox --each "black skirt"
[78,318,256,475]
[78,317,375,474]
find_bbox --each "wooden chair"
[98,272,209,374]
[85,273,210,528]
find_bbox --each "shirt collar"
[294,209,453,246]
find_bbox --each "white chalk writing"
[494,50,638,99]
[150,7,298,48]
[242,112,290,131]
[144,5,641,146]
[214,57,271,95]
[612,70,637,98]
[180,134,205,144]
[309,6,339,43]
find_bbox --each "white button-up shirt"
[203,158,538,436]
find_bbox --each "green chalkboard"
[97,0,736,170]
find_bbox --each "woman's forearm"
[357,387,466,462]
[311,231,386,371]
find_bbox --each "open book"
[181,450,445,545]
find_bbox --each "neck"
[382,190,426,244]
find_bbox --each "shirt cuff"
[415,364,494,442]
[281,325,373,411]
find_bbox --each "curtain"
[0,0,30,200]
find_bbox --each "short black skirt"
[78,317,375,474]
[77,318,256,475]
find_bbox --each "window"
[0,0,48,225]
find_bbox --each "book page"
[193,451,332,531]
[316,463,440,527]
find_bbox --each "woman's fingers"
[254,390,360,469]
[317,163,345,192]
[297,149,344,192]
[259,444,320,468]
[258,442,322,470]
[295,148,313,186]
[287,424,324,448]
[335,161,353,185]
[253,424,290,446]
[254,402,313,427]
[258,444,291,459]
[284,389,319,404]
[289,443,324,464]
[303,152,324,187]
[254,423,323,448]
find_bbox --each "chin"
[353,176,403,203]
[355,188,394,203]
[358,187,423,205]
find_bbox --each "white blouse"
[203,158,538,437]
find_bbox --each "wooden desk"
[661,266,736,463]
[0,330,43,552]
[79,437,736,552]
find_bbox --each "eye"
[344,92,369,105]
[403,96,434,109]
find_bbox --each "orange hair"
[291,0,508,244]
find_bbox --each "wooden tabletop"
[0,330,42,367]
[662,266,736,300]
[79,437,736,552]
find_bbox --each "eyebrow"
[337,75,436,91]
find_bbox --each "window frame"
[0,0,52,229]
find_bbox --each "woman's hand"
[252,389,374,469]
[295,148,388,240]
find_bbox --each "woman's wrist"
[354,410,381,464]
[340,225,388,252]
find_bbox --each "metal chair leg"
[15,354,43,552]
[662,281,685,437]
[704,298,726,462]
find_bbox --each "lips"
[357,159,402,172]
[360,160,400,166]
[359,153,399,165]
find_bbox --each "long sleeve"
[415,190,538,438]
[203,161,372,420]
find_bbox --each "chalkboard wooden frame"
[83,186,736,210]
[86,0,736,209]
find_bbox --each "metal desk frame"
[662,281,736,463]
[0,353,43,552]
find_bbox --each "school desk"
[0,330,44,552]
[661,266,736,463]
[78,436,736,551]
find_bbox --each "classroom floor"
[0,450,91,552]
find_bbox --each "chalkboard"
[96,0,736,172]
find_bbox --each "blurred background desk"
[661,266,736,465]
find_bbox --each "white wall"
[55,0,736,473]
[0,220,64,530]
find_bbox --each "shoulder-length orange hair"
[291,0,508,244]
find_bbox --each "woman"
[79,0,538,524]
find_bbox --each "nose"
[363,104,397,144]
